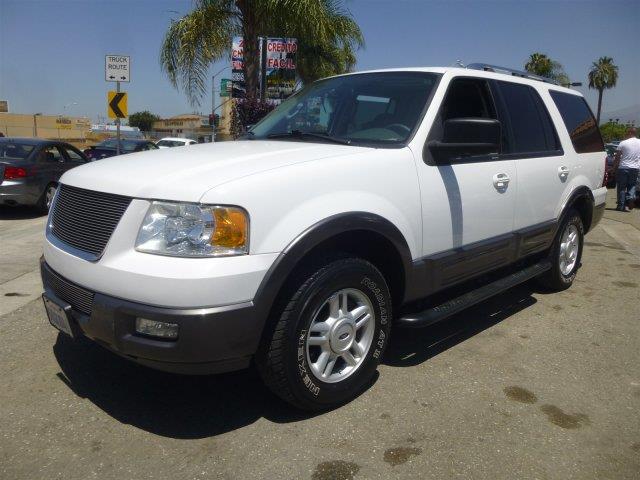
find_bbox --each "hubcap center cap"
[329,318,355,353]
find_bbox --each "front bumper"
[41,259,261,374]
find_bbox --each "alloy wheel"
[305,288,375,383]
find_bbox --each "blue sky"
[1,0,638,122]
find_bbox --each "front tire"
[537,209,584,291]
[257,257,392,411]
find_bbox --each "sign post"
[116,81,120,155]
[105,55,130,155]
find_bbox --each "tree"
[599,121,628,143]
[588,56,619,125]
[524,52,569,84]
[160,0,363,106]
[128,111,160,132]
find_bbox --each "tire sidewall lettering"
[297,329,320,396]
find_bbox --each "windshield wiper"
[267,130,351,145]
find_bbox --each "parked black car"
[83,138,158,160]
[0,138,88,212]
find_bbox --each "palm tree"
[525,53,554,78]
[588,56,619,125]
[160,0,364,105]
[525,52,569,84]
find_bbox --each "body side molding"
[407,220,557,301]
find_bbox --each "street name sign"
[108,91,128,119]
[105,55,130,82]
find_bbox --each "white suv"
[41,65,607,410]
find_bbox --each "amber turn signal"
[212,207,248,250]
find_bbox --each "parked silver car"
[0,138,89,212]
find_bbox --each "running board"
[397,260,552,328]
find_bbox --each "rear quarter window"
[549,91,604,153]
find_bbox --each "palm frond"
[262,0,364,83]
[159,1,239,106]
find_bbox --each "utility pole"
[260,36,268,101]
[211,66,230,143]
[211,74,216,143]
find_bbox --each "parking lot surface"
[1,195,639,480]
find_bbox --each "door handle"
[558,166,570,180]
[493,173,510,190]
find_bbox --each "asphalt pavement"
[1,191,639,480]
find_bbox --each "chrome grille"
[42,264,94,315]
[50,184,131,258]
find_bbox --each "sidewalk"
[603,187,640,230]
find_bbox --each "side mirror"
[428,118,501,163]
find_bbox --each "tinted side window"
[427,77,504,162]
[497,82,559,154]
[441,78,496,120]
[549,91,604,153]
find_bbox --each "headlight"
[135,201,249,257]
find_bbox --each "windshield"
[249,72,440,146]
[97,139,141,152]
[0,142,35,160]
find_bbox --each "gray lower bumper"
[41,259,261,375]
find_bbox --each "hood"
[61,140,366,202]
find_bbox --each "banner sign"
[56,117,73,129]
[231,37,246,98]
[264,37,297,101]
[231,36,297,101]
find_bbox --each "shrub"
[599,121,630,143]
[230,99,276,138]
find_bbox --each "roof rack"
[465,63,559,85]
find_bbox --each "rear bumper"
[41,259,261,375]
[0,180,40,206]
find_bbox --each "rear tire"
[37,183,57,214]
[256,257,392,411]
[537,209,584,291]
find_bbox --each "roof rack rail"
[465,63,559,85]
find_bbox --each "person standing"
[613,127,640,211]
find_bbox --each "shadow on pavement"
[53,334,323,439]
[0,205,45,220]
[384,282,538,368]
[53,281,540,439]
